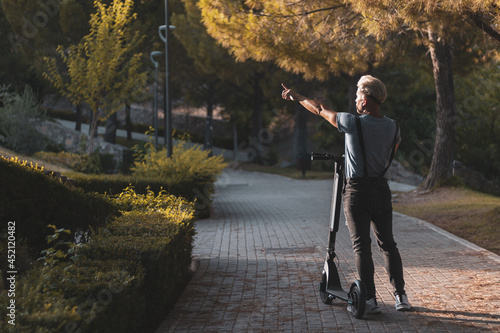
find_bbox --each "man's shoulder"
[338,112,356,119]
[337,112,356,132]
[361,114,394,122]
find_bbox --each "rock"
[453,160,500,196]
[386,160,424,186]
[36,120,127,172]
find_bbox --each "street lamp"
[159,0,176,157]
[150,51,163,150]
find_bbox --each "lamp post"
[159,0,176,157]
[150,51,163,150]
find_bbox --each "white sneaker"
[395,293,412,311]
[365,298,382,314]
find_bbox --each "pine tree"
[198,0,393,114]
[347,0,500,188]
[200,0,500,188]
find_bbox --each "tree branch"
[467,12,500,43]
[254,5,344,18]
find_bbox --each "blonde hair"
[357,75,387,104]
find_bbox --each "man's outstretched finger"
[281,83,291,100]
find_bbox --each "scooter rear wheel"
[319,271,334,304]
[349,280,366,319]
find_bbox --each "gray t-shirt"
[337,113,401,179]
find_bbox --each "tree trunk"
[125,103,132,141]
[251,71,264,164]
[233,122,238,160]
[344,73,362,115]
[88,109,94,136]
[422,30,456,189]
[104,112,117,144]
[75,103,82,131]
[293,102,308,160]
[163,80,167,146]
[87,109,100,155]
[204,83,215,157]
[293,102,309,177]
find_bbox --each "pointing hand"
[281,83,295,101]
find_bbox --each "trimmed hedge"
[0,157,118,255]
[68,173,214,218]
[0,211,195,333]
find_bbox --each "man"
[281,75,411,314]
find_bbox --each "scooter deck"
[324,286,350,302]
[323,259,351,302]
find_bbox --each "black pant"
[343,177,406,300]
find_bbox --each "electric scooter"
[311,152,366,319]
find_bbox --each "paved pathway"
[156,168,500,333]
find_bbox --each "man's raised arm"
[281,83,338,128]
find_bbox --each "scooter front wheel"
[348,280,366,319]
[319,271,334,304]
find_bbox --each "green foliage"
[0,209,195,333]
[37,225,77,268]
[34,151,101,174]
[198,0,382,80]
[86,211,195,330]
[0,156,117,255]
[376,61,436,175]
[0,155,45,172]
[131,140,227,216]
[68,139,226,217]
[0,4,35,92]
[68,173,197,204]
[454,64,500,185]
[43,0,148,154]
[0,256,146,333]
[111,186,195,223]
[0,85,50,155]
[33,150,120,175]
[132,140,227,184]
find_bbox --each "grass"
[393,186,500,255]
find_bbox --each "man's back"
[337,113,400,178]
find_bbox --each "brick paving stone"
[156,169,500,333]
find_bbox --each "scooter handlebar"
[310,152,340,161]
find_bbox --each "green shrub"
[34,151,83,168]
[69,171,216,217]
[130,140,227,216]
[68,173,196,198]
[0,209,195,333]
[81,211,195,331]
[0,156,118,256]
[132,140,226,184]
[0,86,51,155]
[0,257,146,333]
[34,151,106,174]
[111,186,195,223]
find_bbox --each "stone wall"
[36,120,128,167]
